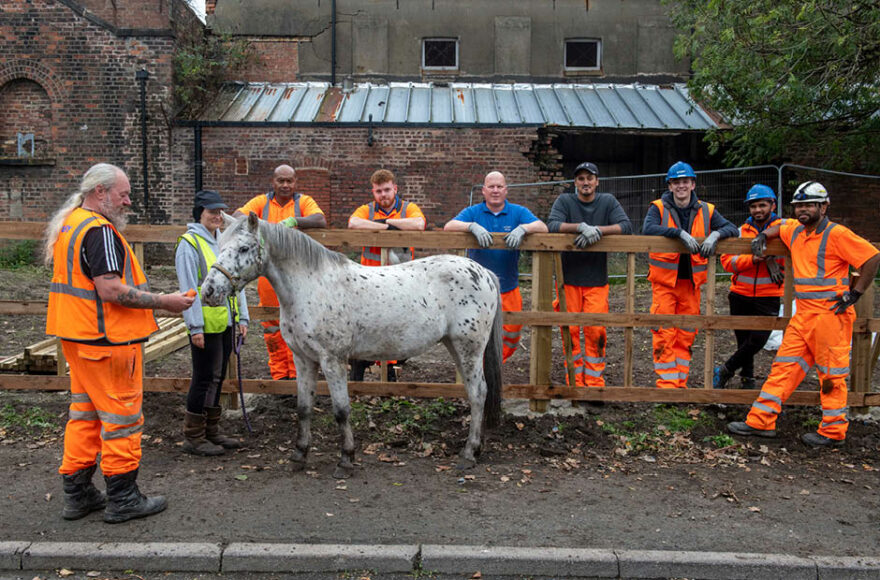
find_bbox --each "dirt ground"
[1,264,879,558]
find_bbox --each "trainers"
[727,421,776,438]
[801,432,844,448]
[713,365,733,389]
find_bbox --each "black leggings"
[724,292,780,378]
[186,327,233,414]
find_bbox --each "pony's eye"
[239,246,249,254]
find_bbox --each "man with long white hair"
[44,163,194,524]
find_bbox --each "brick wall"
[239,40,299,83]
[171,126,557,228]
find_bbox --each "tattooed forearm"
[114,287,163,309]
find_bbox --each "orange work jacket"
[46,207,157,343]
[351,199,424,266]
[647,198,715,288]
[721,217,785,298]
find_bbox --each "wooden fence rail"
[1,221,877,408]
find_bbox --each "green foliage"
[0,403,55,433]
[350,397,458,439]
[174,23,255,117]
[0,240,38,268]
[665,0,880,171]
[703,433,737,448]
[802,416,821,429]
[653,404,701,432]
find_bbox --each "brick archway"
[0,59,64,103]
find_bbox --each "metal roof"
[198,82,719,130]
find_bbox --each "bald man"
[444,171,547,361]
[236,165,327,380]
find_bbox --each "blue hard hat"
[666,161,696,182]
[744,184,777,205]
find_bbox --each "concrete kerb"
[1,542,879,579]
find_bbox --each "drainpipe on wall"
[194,124,203,193]
[135,69,150,223]
[331,0,337,85]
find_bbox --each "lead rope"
[230,298,253,433]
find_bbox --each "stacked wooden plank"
[0,317,189,374]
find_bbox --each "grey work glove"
[574,223,602,248]
[751,233,767,258]
[699,231,722,258]
[467,222,494,248]
[678,230,701,254]
[504,225,527,249]
[766,259,784,285]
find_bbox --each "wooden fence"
[1,221,878,409]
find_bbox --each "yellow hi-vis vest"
[177,232,239,334]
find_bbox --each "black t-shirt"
[81,225,126,279]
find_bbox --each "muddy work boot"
[802,432,845,448]
[713,365,733,389]
[182,411,224,456]
[727,421,776,438]
[205,406,243,449]
[61,464,106,520]
[103,469,167,524]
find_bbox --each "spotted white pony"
[201,213,503,478]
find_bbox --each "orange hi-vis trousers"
[501,287,523,363]
[59,341,144,477]
[651,279,700,388]
[553,284,609,387]
[259,277,296,380]
[745,309,854,440]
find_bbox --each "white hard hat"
[791,181,829,204]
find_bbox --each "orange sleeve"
[350,204,370,220]
[833,226,879,269]
[404,202,426,226]
[720,224,754,273]
[297,195,325,217]
[237,195,266,216]
[778,220,798,250]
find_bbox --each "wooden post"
[850,283,875,414]
[553,253,577,390]
[528,252,554,413]
[222,337,240,410]
[624,253,636,387]
[702,258,716,389]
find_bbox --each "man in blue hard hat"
[642,161,739,388]
[715,185,785,389]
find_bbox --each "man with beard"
[728,181,880,448]
[44,163,195,523]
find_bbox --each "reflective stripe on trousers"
[650,279,700,389]
[553,284,609,387]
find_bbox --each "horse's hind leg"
[444,337,486,470]
[320,356,357,479]
[291,356,318,471]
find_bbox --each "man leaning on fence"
[642,161,738,389]
[44,163,195,523]
[728,181,880,448]
[547,161,632,386]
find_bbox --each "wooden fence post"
[529,252,554,412]
[553,253,577,390]
[850,283,875,414]
[624,253,636,387]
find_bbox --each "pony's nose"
[202,284,214,301]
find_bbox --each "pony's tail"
[482,279,503,429]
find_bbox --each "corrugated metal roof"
[198,82,718,130]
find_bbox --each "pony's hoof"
[332,464,354,479]
[455,458,477,471]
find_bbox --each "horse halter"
[211,263,241,286]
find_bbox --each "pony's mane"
[260,220,347,270]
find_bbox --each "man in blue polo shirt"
[444,171,548,361]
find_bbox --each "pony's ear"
[221,211,237,228]
[247,212,259,232]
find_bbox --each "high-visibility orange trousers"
[651,279,700,388]
[259,276,296,380]
[745,309,854,440]
[553,284,609,387]
[501,287,522,363]
[59,340,144,477]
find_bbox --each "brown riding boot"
[205,406,243,449]
[182,411,224,456]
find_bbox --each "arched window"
[0,79,52,158]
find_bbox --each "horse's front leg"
[291,355,318,471]
[320,356,356,479]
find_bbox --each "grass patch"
[0,403,56,433]
[703,433,737,448]
[0,240,39,269]
[350,397,459,440]
[653,404,703,432]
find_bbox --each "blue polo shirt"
[453,201,540,293]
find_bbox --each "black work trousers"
[724,292,780,379]
[186,326,233,414]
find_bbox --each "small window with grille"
[422,38,459,70]
[564,39,601,71]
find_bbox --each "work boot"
[740,376,757,389]
[103,469,167,524]
[727,421,776,438]
[386,364,397,382]
[801,432,845,448]
[349,360,370,382]
[61,464,106,520]
[182,411,224,456]
[713,365,733,389]
[205,406,243,449]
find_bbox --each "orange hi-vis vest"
[361,200,413,266]
[46,207,158,343]
[647,198,715,288]
[259,192,302,221]
[721,217,785,298]
[783,218,853,314]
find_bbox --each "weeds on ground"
[704,434,736,448]
[0,402,56,434]
[0,240,39,269]
[598,404,729,456]
[347,397,460,442]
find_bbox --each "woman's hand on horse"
[191,333,205,349]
